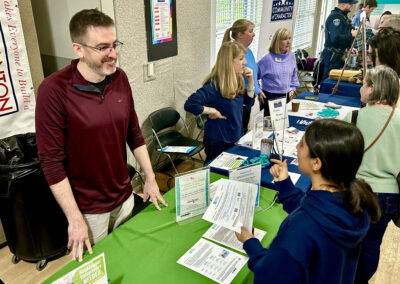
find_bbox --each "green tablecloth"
[44,173,287,284]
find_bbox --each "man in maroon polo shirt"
[35,9,167,262]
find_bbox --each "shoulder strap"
[351,110,358,125]
[364,108,395,153]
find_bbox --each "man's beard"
[84,57,116,77]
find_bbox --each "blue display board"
[271,0,295,22]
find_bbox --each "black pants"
[242,105,251,134]
[203,135,235,164]
[259,90,290,117]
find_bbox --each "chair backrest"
[149,107,181,133]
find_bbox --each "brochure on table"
[229,163,262,207]
[157,146,196,153]
[273,127,304,158]
[52,253,107,284]
[208,152,247,170]
[252,110,264,150]
[177,238,248,284]
[288,100,358,120]
[202,224,267,254]
[202,179,258,233]
[175,167,210,222]
[268,96,289,131]
[237,130,273,150]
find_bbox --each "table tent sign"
[175,167,210,222]
[0,0,36,139]
[52,253,108,284]
[252,109,264,149]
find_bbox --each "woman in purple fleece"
[257,28,299,116]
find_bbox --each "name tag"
[274,57,282,62]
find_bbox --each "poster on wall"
[144,0,178,61]
[151,0,173,44]
[0,0,35,139]
[271,0,295,22]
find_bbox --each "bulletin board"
[144,0,178,61]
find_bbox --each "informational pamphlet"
[209,152,248,170]
[202,179,258,233]
[175,167,210,222]
[237,130,273,150]
[273,127,304,158]
[177,238,248,284]
[268,96,289,131]
[157,146,196,153]
[52,253,108,284]
[202,224,267,254]
[252,110,264,149]
[229,163,262,207]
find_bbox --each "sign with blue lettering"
[271,0,294,22]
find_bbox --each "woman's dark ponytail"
[345,179,381,223]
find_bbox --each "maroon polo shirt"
[35,59,145,213]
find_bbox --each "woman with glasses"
[344,65,400,283]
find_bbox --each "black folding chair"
[148,107,204,174]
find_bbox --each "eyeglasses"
[78,41,123,55]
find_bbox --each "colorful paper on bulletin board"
[0,0,36,139]
[150,0,173,44]
[271,0,295,22]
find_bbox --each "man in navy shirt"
[320,0,358,81]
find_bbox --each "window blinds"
[292,0,317,50]
[215,0,263,59]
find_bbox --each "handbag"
[392,173,400,227]
[352,108,400,227]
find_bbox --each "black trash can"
[0,133,68,271]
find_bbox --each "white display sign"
[268,97,289,131]
[0,0,36,139]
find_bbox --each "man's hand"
[143,177,168,210]
[68,217,93,262]
[258,91,266,104]
[235,226,255,243]
[351,48,359,56]
[269,159,289,182]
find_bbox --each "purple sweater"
[35,59,145,213]
[257,52,299,93]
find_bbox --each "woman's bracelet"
[207,107,211,114]
[247,88,254,92]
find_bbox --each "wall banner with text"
[0,0,35,139]
[271,0,294,22]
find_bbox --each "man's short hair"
[364,0,378,8]
[69,9,114,43]
[369,27,400,76]
[383,15,400,31]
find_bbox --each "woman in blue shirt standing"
[236,119,381,284]
[184,41,254,163]
[222,19,263,133]
[257,28,299,116]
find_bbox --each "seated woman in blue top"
[184,41,254,163]
[257,28,299,116]
[235,119,381,284]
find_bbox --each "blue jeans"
[203,136,235,164]
[355,193,399,284]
